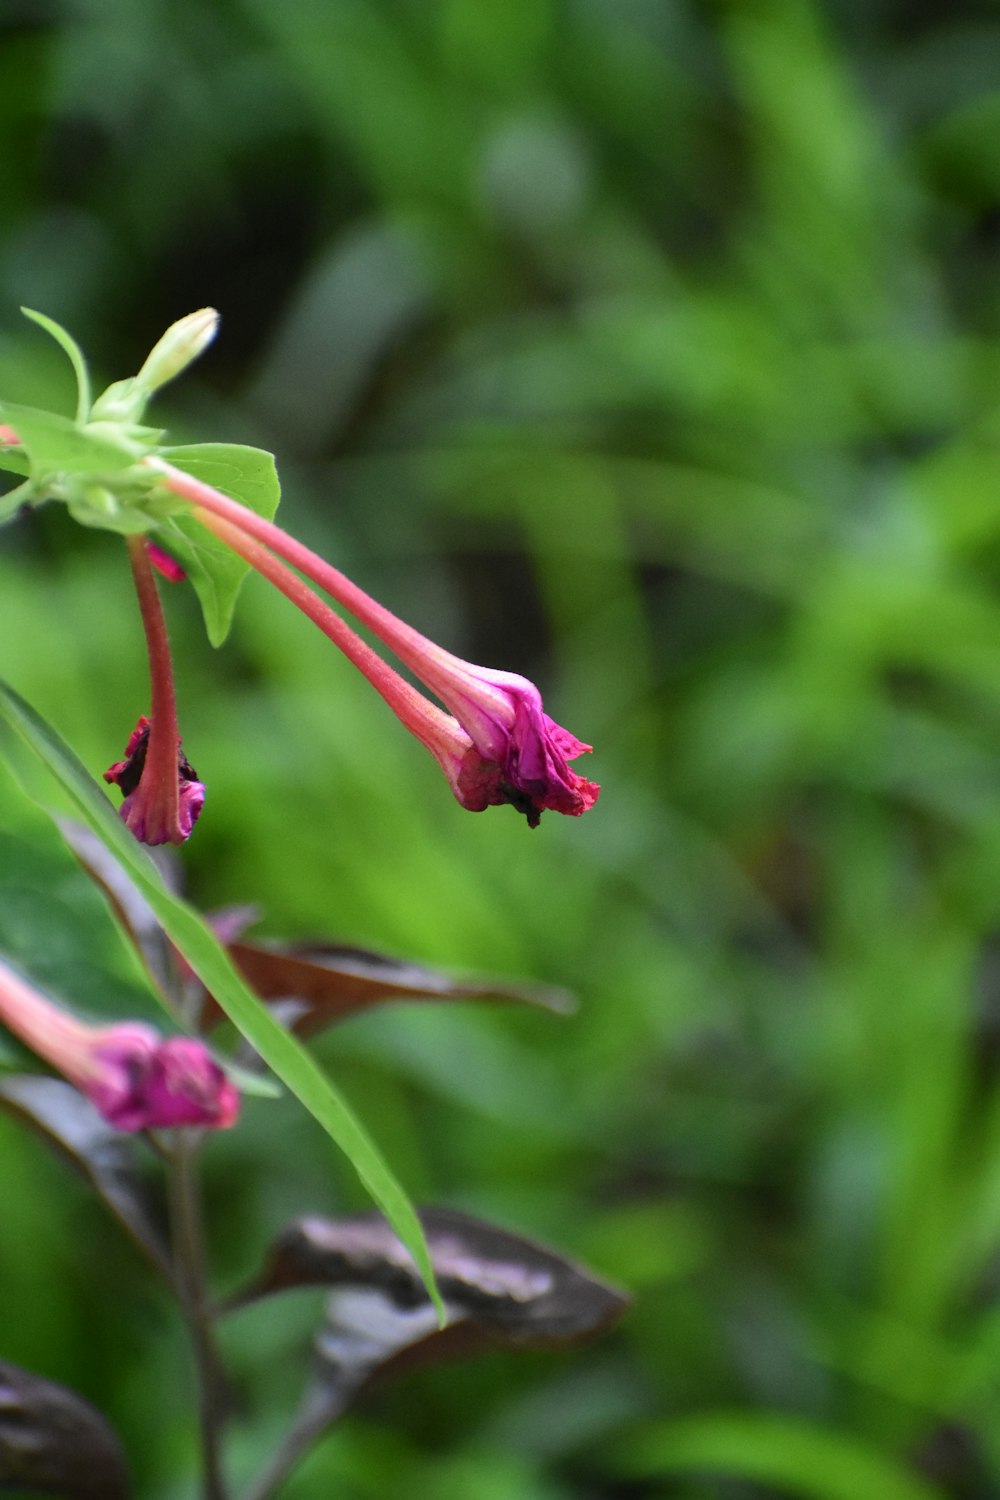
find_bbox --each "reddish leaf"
[237,1209,627,1500]
[203,941,574,1036]
[0,1076,172,1282]
[0,1360,131,1499]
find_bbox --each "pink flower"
[88,1028,238,1130]
[0,959,238,1132]
[104,715,205,845]
[147,461,600,827]
[392,658,599,826]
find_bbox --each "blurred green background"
[4,0,1000,1495]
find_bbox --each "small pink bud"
[146,542,187,582]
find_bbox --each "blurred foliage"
[4,0,1000,1495]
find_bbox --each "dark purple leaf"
[230,1208,626,1341]
[203,941,574,1036]
[0,1360,131,1500]
[238,1210,628,1500]
[0,1076,172,1283]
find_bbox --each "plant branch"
[165,1131,230,1500]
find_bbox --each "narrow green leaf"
[0,758,159,1021]
[0,759,278,1108]
[0,680,443,1318]
[620,1415,944,1500]
[154,442,282,646]
[0,402,140,474]
[21,308,92,423]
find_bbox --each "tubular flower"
[104,715,205,845]
[0,958,238,1132]
[148,461,600,827]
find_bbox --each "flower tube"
[149,460,599,826]
[188,508,511,814]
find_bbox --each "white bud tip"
[135,308,220,393]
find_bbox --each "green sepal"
[66,484,159,535]
[0,402,144,475]
[153,442,282,646]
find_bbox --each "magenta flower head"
[389,656,599,827]
[86,1027,238,1131]
[0,958,239,1132]
[104,715,205,846]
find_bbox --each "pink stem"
[191,506,469,761]
[146,458,459,686]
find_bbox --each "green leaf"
[0,448,30,478]
[154,442,282,646]
[0,680,443,1318]
[619,1415,944,1500]
[21,308,92,423]
[0,759,159,1023]
[0,402,141,475]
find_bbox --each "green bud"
[134,308,219,396]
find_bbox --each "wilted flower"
[102,535,204,846]
[104,715,205,845]
[0,958,238,1132]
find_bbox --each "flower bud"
[134,308,219,396]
